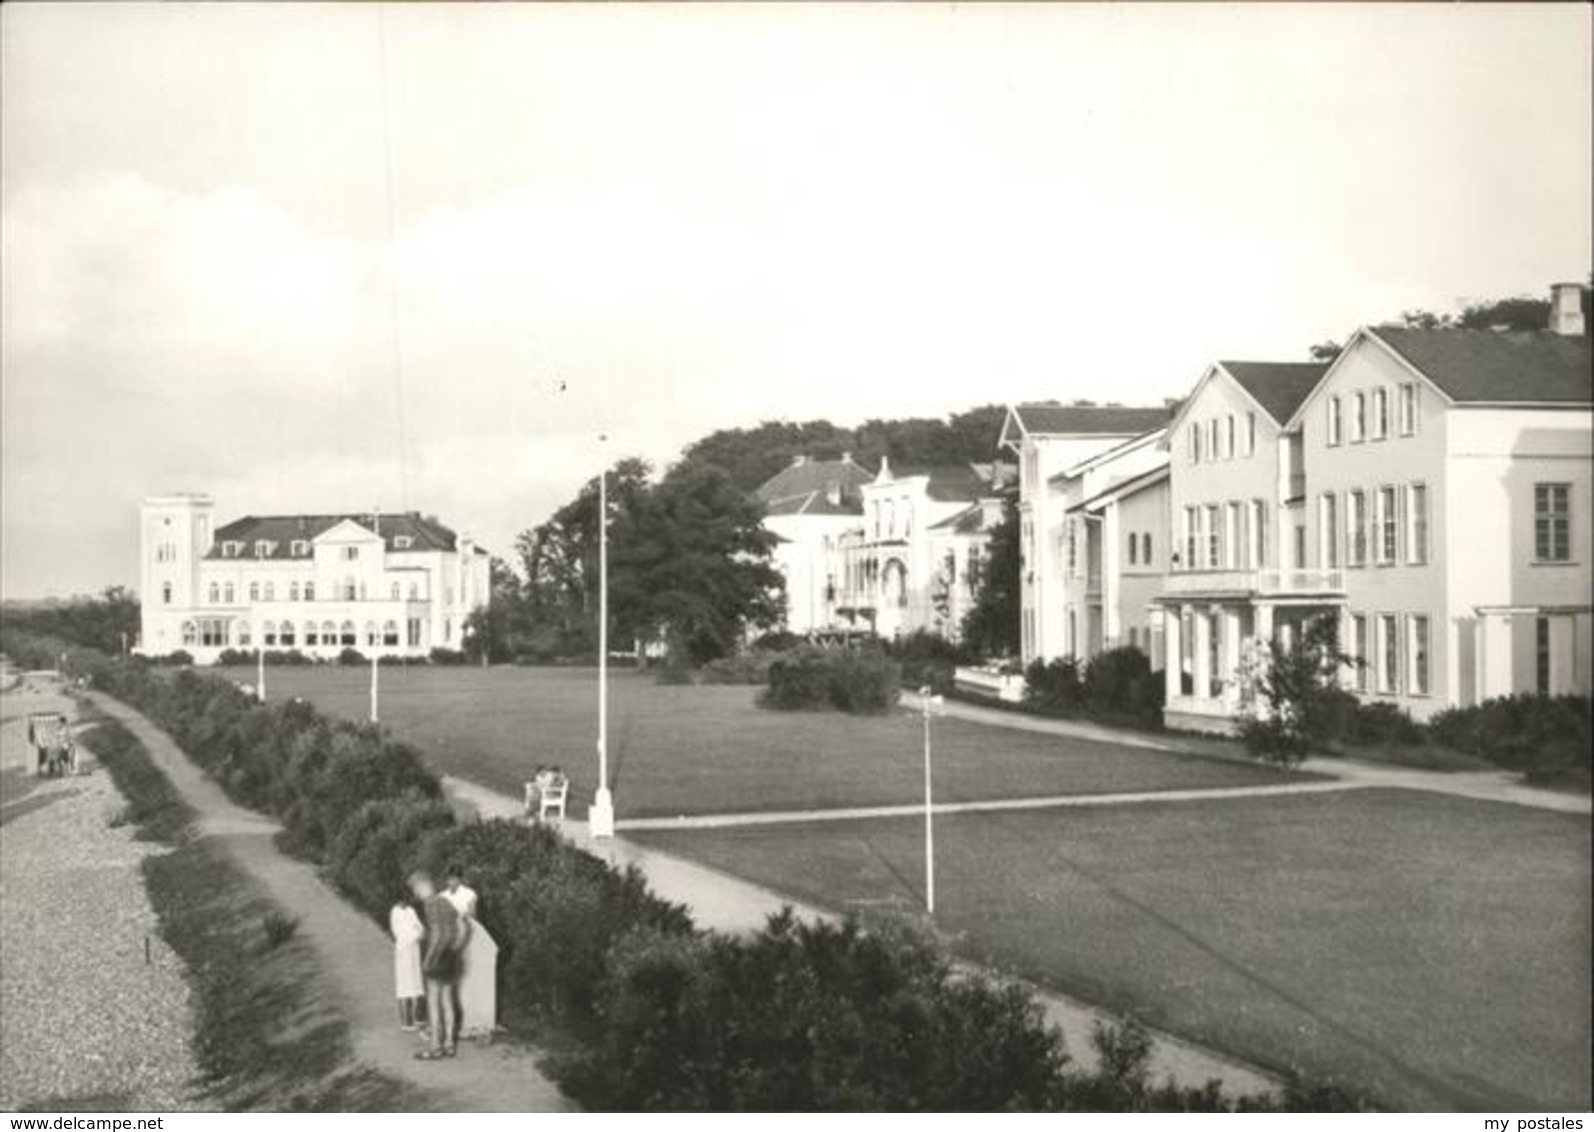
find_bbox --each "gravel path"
[0,673,206,1112]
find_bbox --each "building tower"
[138,493,215,653]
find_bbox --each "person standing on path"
[444,865,498,1040]
[389,897,425,1031]
[408,870,462,1060]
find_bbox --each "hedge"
[1,626,1364,1111]
[1024,647,1164,729]
[761,645,901,715]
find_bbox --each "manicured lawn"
[224,665,1308,817]
[631,789,1592,1111]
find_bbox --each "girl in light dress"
[443,866,498,1039]
[388,898,425,1031]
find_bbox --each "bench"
[523,773,569,822]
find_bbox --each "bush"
[337,647,367,667]
[887,631,969,696]
[751,630,801,652]
[698,651,781,686]
[1342,701,1424,748]
[261,911,300,950]
[150,650,195,666]
[1430,694,1592,783]
[429,647,468,666]
[653,662,698,686]
[1025,657,1086,715]
[1081,647,1164,726]
[761,645,900,715]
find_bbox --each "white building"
[829,459,1010,641]
[138,494,491,663]
[998,403,1175,664]
[756,455,873,634]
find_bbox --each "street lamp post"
[370,652,380,724]
[919,685,943,915]
[256,644,266,704]
[590,437,616,839]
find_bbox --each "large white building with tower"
[137,494,491,663]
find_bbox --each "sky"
[2,2,1590,599]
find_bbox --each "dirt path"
[82,691,571,1113]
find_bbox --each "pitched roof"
[1008,403,1173,437]
[1368,327,1592,404]
[1067,464,1170,514]
[928,503,990,534]
[886,463,996,503]
[755,456,871,514]
[208,512,469,560]
[1220,362,1330,423]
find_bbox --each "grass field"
[226,665,1309,817]
[632,790,1593,1112]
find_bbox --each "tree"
[609,462,786,664]
[462,557,523,665]
[961,495,1021,659]
[1235,615,1355,767]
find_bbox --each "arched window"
[340,621,357,646]
[238,621,251,647]
[263,581,275,602]
[263,620,277,646]
[181,620,197,646]
[365,621,379,646]
[208,582,220,604]
[408,582,419,600]
[279,622,296,647]
[304,581,315,601]
[343,577,357,601]
[289,582,301,602]
[303,622,318,647]
[322,621,337,646]
[249,581,260,602]
[162,582,173,605]
[383,620,400,646]
[223,582,235,604]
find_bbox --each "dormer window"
[291,540,309,557]
[393,536,413,550]
[254,540,273,558]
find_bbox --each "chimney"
[825,479,842,507]
[1549,282,1586,336]
[878,455,891,481]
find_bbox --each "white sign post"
[590,435,616,839]
[256,645,266,703]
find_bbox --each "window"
[365,621,379,647]
[1224,502,1241,569]
[1250,500,1268,569]
[1398,383,1418,436]
[1142,533,1152,564]
[279,622,296,648]
[223,582,234,604]
[304,581,315,601]
[1534,484,1571,561]
[1347,490,1367,567]
[1188,423,1201,463]
[342,546,359,561]
[162,582,173,605]
[407,618,422,647]
[1372,388,1389,440]
[1225,415,1235,459]
[304,622,318,647]
[383,620,400,647]
[238,622,251,647]
[221,542,241,559]
[1127,532,1138,565]
[1182,507,1198,570]
[1244,412,1256,457]
[1376,614,1399,693]
[408,582,419,600]
[249,581,260,602]
[339,621,357,646]
[1350,392,1366,443]
[1350,615,1368,692]
[1376,487,1398,564]
[1066,522,1078,573]
[394,536,413,550]
[1405,484,1428,565]
[1317,494,1338,569]
[263,581,275,602]
[444,619,453,643]
[1536,617,1551,694]
[1203,505,1220,569]
[391,581,401,600]
[289,582,301,602]
[255,540,273,558]
[1294,524,1307,570]
[1327,396,1343,446]
[291,540,309,557]
[1408,615,1430,695]
[208,582,219,604]
[200,619,226,648]
[263,621,277,647]
[1207,419,1219,460]
[322,621,337,646]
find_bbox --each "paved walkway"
[905,693,1592,816]
[444,776,1283,1100]
[83,692,572,1113]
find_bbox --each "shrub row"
[760,644,902,715]
[1024,647,1165,729]
[1430,693,1592,783]
[5,628,1363,1110]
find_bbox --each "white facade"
[1000,404,1175,664]
[1058,463,1171,665]
[138,495,491,663]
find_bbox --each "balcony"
[1161,568,1345,599]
